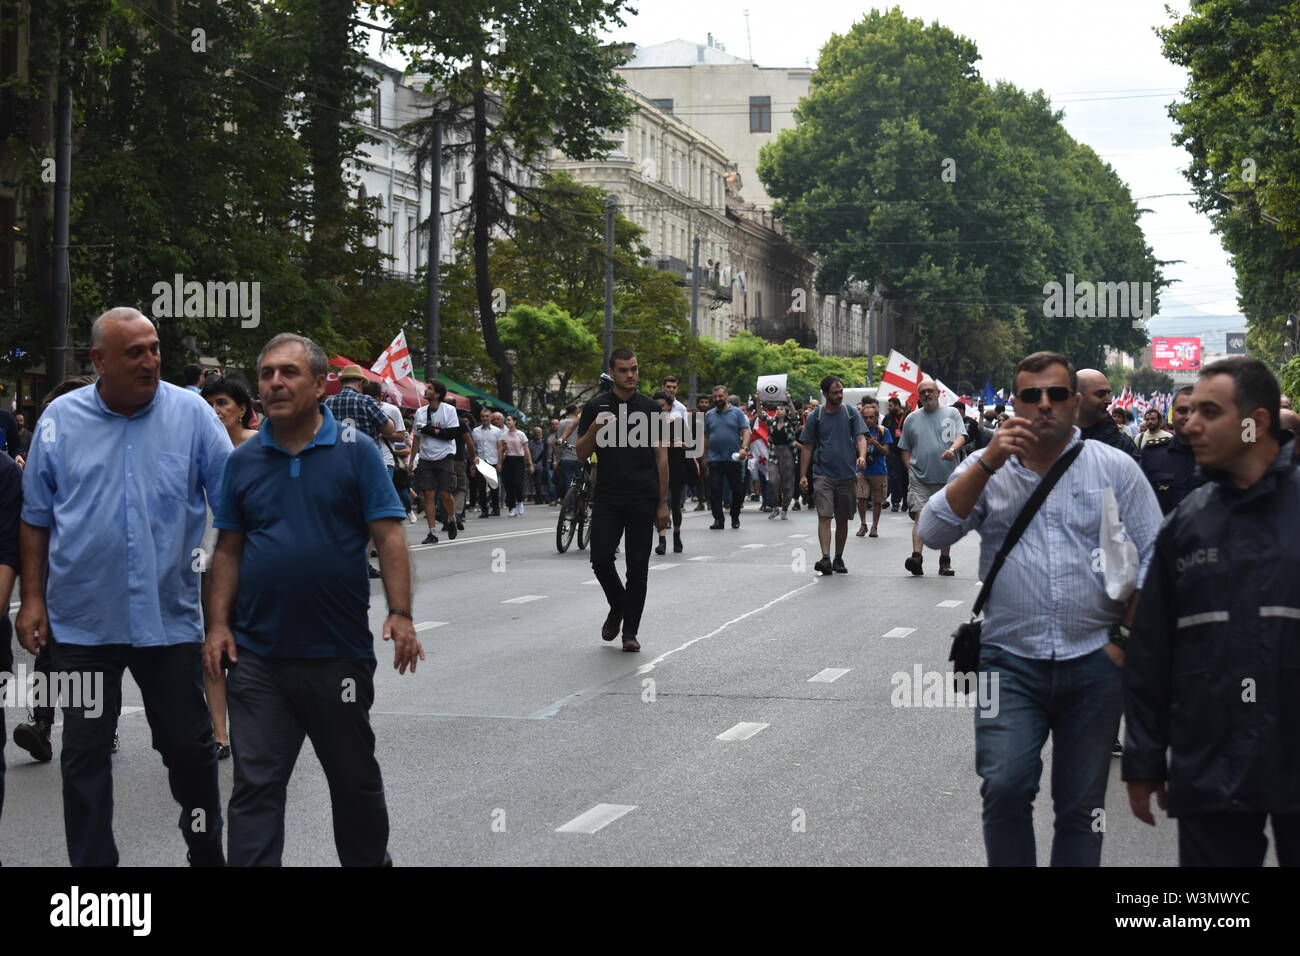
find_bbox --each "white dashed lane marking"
[414,621,447,632]
[502,595,545,604]
[555,804,637,834]
[808,668,851,683]
[936,600,963,608]
[716,721,770,742]
[882,627,917,639]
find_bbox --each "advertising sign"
[1151,337,1202,370]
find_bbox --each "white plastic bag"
[1099,487,1138,602]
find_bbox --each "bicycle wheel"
[556,485,578,553]
[576,490,590,550]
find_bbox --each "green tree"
[377,0,636,407]
[1127,366,1175,397]
[497,302,599,416]
[759,7,1161,384]
[1161,1,1300,372]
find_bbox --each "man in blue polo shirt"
[205,332,424,866]
[17,307,231,866]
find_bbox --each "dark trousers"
[1178,812,1300,867]
[708,460,744,522]
[226,648,390,866]
[502,455,527,510]
[590,497,656,636]
[49,638,223,867]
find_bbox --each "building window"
[650,98,673,113]
[749,96,771,133]
[371,87,382,128]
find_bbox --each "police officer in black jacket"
[1075,369,1140,461]
[1124,357,1300,866]
[1139,385,1204,514]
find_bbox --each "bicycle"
[556,460,594,553]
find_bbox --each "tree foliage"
[758,7,1162,385]
[1160,0,1300,372]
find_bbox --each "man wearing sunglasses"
[898,379,967,576]
[918,351,1162,866]
[1076,369,1139,461]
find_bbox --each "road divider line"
[808,668,851,683]
[415,621,447,632]
[637,581,816,676]
[555,803,637,834]
[936,600,963,608]
[502,594,545,604]
[882,626,917,639]
[648,564,679,571]
[716,721,769,742]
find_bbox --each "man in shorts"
[798,375,868,575]
[410,380,463,544]
[855,402,891,537]
[898,379,966,576]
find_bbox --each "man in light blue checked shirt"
[17,307,232,866]
[919,351,1162,866]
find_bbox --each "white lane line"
[936,600,963,608]
[121,706,145,717]
[808,668,851,683]
[555,803,637,834]
[415,621,448,632]
[583,579,600,585]
[688,555,710,561]
[409,527,551,551]
[502,594,545,604]
[787,534,809,539]
[648,563,679,571]
[740,543,766,549]
[716,721,769,742]
[883,627,917,639]
[637,581,816,676]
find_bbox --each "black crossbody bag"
[948,443,1084,683]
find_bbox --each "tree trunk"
[303,0,352,281]
[471,64,512,406]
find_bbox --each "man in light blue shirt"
[919,351,1161,867]
[17,307,232,866]
[701,384,751,529]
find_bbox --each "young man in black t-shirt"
[576,349,670,652]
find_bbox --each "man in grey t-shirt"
[798,375,868,575]
[898,379,966,576]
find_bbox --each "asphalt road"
[1,497,1197,866]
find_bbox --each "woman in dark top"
[654,391,687,554]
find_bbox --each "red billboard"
[1151,336,1202,371]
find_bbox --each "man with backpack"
[798,376,869,575]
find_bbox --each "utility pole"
[689,235,700,403]
[425,120,442,384]
[603,194,615,370]
[49,28,74,385]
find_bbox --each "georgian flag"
[879,349,921,408]
[934,378,959,408]
[371,329,414,383]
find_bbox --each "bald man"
[1075,369,1139,461]
[17,307,232,866]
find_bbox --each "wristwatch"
[1109,623,1130,650]
[389,609,413,620]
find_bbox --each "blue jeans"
[974,643,1122,866]
[556,459,582,498]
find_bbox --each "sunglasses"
[1017,386,1073,404]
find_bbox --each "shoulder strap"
[972,441,1085,618]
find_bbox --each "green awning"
[412,369,528,424]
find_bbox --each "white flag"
[879,349,921,407]
[934,378,959,408]
[756,374,788,404]
[371,329,414,382]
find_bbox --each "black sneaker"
[731,517,740,529]
[444,520,458,541]
[814,557,834,576]
[655,536,666,555]
[792,502,801,511]
[456,516,465,530]
[13,719,53,762]
[621,635,641,652]
[710,521,724,530]
[938,561,955,577]
[216,742,231,761]
[905,552,924,576]
[422,531,439,544]
[368,565,382,579]
[602,607,622,642]
[833,556,848,574]
[478,511,491,519]
[1111,738,1124,757]
[673,533,683,553]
